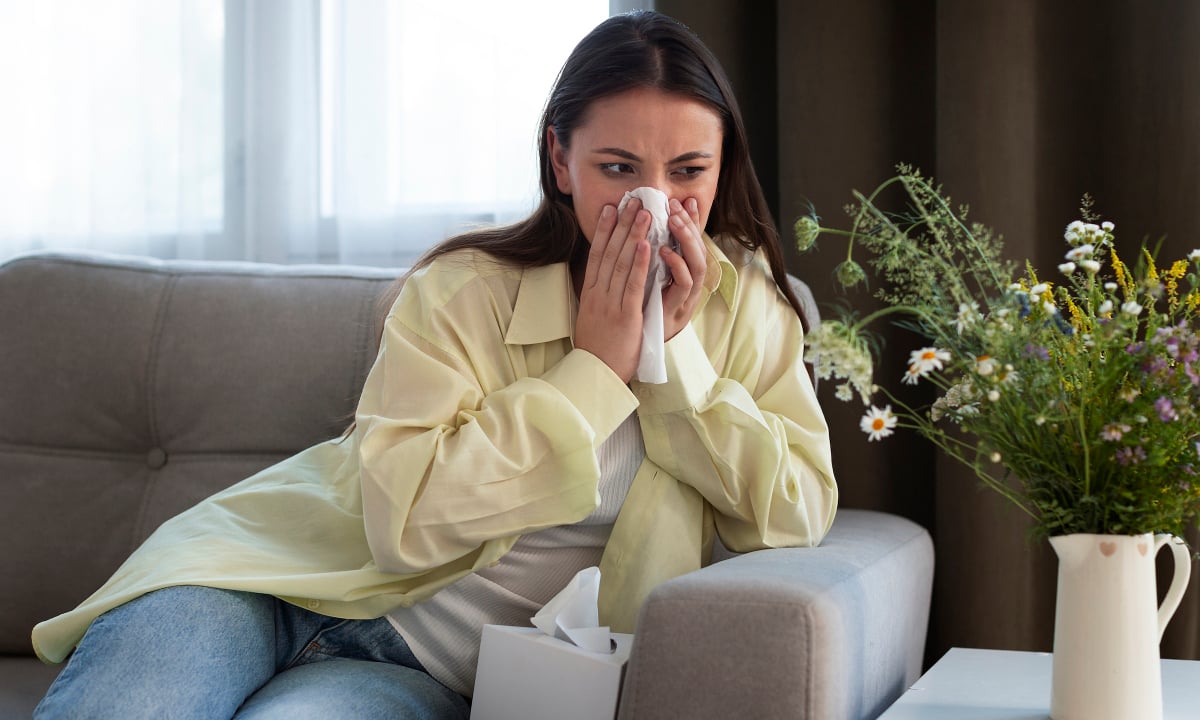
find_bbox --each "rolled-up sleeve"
[632,256,837,551]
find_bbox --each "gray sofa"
[0,251,934,719]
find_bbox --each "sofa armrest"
[616,509,934,720]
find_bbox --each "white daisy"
[860,405,898,441]
[1065,244,1095,261]
[1064,220,1086,244]
[996,364,1018,384]
[908,347,951,374]
[954,302,980,335]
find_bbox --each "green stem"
[849,304,940,336]
[873,386,1040,521]
[900,174,1009,292]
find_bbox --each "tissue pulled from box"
[530,566,614,654]
[616,187,675,384]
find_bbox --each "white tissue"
[530,566,614,654]
[616,187,674,384]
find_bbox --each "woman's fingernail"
[601,205,614,219]
[688,198,698,213]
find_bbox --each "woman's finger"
[597,197,642,292]
[659,197,707,339]
[583,204,618,290]
[668,198,706,287]
[624,232,653,313]
[613,208,651,296]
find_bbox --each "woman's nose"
[630,177,672,205]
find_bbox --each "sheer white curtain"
[0,0,608,266]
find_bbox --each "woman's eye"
[673,166,706,179]
[599,163,634,176]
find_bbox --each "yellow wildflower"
[1110,248,1132,297]
[1166,260,1188,311]
[1142,248,1159,283]
[1065,295,1084,329]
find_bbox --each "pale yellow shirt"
[32,234,837,664]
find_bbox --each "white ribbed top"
[386,412,645,697]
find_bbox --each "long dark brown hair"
[380,10,806,329]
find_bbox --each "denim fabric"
[34,586,469,720]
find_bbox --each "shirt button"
[306,599,321,610]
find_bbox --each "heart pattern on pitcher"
[1099,541,1117,556]
[1138,543,1148,556]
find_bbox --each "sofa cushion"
[0,252,399,656]
[0,656,62,717]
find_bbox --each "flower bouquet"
[797,166,1200,539]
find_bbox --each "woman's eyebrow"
[668,151,715,163]
[593,147,715,164]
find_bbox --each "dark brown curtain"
[656,0,1200,664]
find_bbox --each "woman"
[34,10,836,719]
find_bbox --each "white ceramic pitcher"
[1049,533,1192,720]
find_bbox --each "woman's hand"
[574,199,652,383]
[660,197,708,341]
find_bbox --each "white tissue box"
[470,624,635,720]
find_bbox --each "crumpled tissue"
[530,566,614,654]
[616,186,676,384]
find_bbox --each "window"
[0,0,609,266]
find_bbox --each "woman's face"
[548,87,724,244]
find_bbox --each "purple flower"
[1023,343,1050,361]
[1116,446,1147,466]
[1153,326,1177,343]
[1099,423,1131,441]
[1143,358,1169,375]
[1155,396,1178,422]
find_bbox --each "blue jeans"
[35,586,470,719]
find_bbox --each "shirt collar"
[504,233,739,346]
[505,263,575,345]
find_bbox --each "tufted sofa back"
[0,252,400,656]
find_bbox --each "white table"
[878,647,1200,719]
